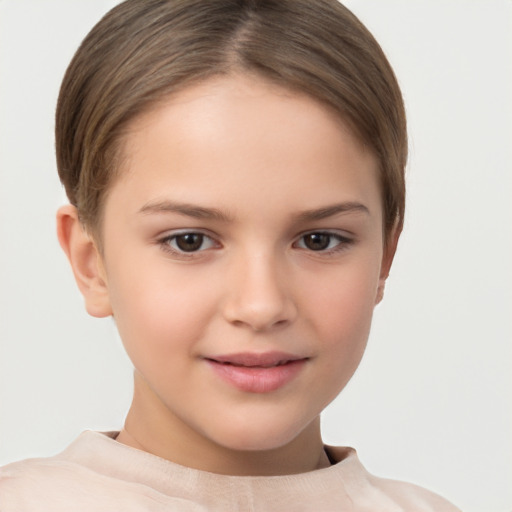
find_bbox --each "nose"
[222,251,298,332]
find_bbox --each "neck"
[116,371,330,476]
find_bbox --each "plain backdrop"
[0,1,510,511]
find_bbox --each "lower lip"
[206,359,307,393]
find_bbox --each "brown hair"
[56,0,407,241]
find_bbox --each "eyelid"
[293,229,354,253]
[157,229,221,256]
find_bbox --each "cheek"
[317,286,374,358]
[106,262,220,366]
[302,260,380,370]
[308,257,379,325]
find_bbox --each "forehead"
[107,74,381,222]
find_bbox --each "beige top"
[0,431,460,511]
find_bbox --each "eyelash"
[293,231,354,254]
[158,231,218,258]
[157,230,354,258]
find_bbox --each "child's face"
[94,75,391,454]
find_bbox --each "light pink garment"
[0,431,461,511]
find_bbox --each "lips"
[205,351,308,393]
[207,351,304,368]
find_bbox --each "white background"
[0,1,510,511]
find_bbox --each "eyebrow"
[138,200,233,222]
[296,202,370,222]
[138,200,369,222]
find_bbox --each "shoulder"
[326,446,462,512]
[368,474,462,512]
[0,454,201,512]
[1,456,86,511]
[0,456,129,511]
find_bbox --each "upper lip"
[205,351,308,368]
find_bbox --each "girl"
[0,1,464,510]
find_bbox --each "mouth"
[206,351,306,368]
[204,352,309,393]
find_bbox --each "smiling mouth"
[204,352,309,393]
[206,358,300,368]
[205,352,308,368]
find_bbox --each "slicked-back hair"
[56,0,407,242]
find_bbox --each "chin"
[206,414,314,453]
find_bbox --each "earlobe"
[375,281,386,305]
[375,225,402,305]
[56,205,113,318]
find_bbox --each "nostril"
[230,317,290,332]
[221,270,298,330]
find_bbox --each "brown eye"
[302,233,332,251]
[160,232,217,256]
[174,233,204,252]
[295,232,351,253]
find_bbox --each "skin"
[57,74,397,476]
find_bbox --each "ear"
[56,205,113,318]
[375,225,402,305]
